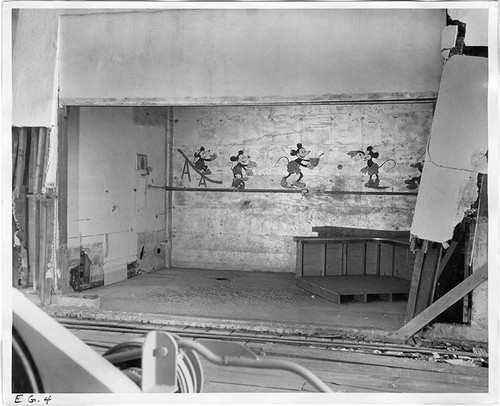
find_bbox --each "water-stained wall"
[67,107,167,286]
[171,103,433,272]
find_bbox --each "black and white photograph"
[1,1,498,404]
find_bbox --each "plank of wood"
[12,127,19,173]
[33,127,46,196]
[295,240,304,277]
[393,263,488,341]
[27,195,37,287]
[325,243,342,276]
[43,195,55,306]
[405,245,426,322]
[436,241,458,280]
[14,127,27,198]
[414,245,441,316]
[246,342,488,377]
[58,111,69,253]
[296,277,340,304]
[27,128,38,193]
[202,381,295,393]
[39,198,47,301]
[320,243,326,277]
[302,244,324,276]
[200,363,306,392]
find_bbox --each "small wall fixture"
[136,154,148,171]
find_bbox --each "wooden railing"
[294,236,415,281]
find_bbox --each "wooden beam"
[435,240,458,280]
[43,194,55,305]
[14,128,27,198]
[295,241,304,277]
[33,128,46,197]
[58,109,70,293]
[405,245,425,322]
[393,263,488,342]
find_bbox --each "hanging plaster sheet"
[411,56,488,243]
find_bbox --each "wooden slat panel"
[345,243,364,275]
[405,247,426,322]
[14,128,27,198]
[393,246,409,279]
[302,243,325,277]
[379,244,394,276]
[365,243,379,275]
[325,244,342,276]
[295,241,304,277]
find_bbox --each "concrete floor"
[69,268,408,338]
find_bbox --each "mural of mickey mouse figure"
[277,143,323,189]
[347,146,396,188]
[194,147,218,175]
[405,161,424,190]
[229,150,257,189]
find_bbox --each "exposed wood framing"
[58,108,70,293]
[43,191,55,305]
[392,263,487,342]
[14,128,27,198]
[405,242,442,322]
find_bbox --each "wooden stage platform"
[296,275,411,305]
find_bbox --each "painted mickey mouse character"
[277,143,322,189]
[229,150,256,189]
[348,146,395,188]
[194,147,218,175]
[405,161,424,190]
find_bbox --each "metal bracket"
[141,331,178,392]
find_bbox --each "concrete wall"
[67,107,167,285]
[58,9,444,105]
[171,103,433,272]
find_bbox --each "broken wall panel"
[411,56,488,243]
[448,9,489,47]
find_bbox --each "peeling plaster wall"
[67,107,166,286]
[172,103,433,272]
[58,9,444,104]
[411,56,488,243]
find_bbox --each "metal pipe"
[177,339,333,393]
[147,185,418,196]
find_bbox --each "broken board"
[296,275,410,305]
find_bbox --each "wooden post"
[58,109,70,293]
[405,243,426,322]
[39,197,47,302]
[12,127,19,173]
[32,129,46,293]
[43,192,55,305]
[320,243,326,277]
[27,129,39,286]
[392,263,487,342]
[295,240,304,277]
[14,128,27,198]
